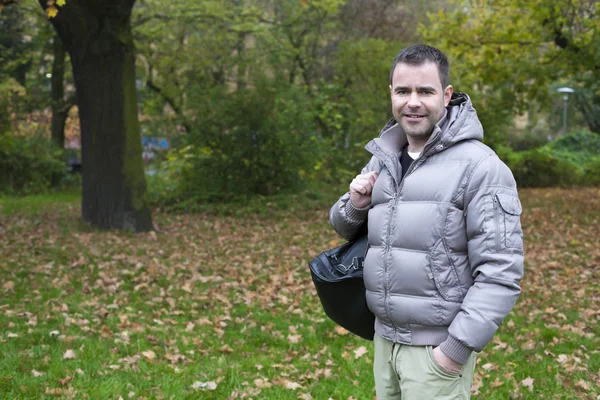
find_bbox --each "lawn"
[0,188,598,399]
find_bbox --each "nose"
[407,92,421,108]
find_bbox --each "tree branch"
[144,78,190,132]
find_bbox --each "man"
[329,44,524,399]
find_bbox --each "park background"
[0,0,599,398]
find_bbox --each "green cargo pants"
[374,333,476,400]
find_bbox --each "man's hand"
[349,171,379,209]
[432,346,463,374]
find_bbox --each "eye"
[396,90,408,95]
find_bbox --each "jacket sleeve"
[329,156,381,242]
[439,154,524,364]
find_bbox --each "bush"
[548,130,600,154]
[546,130,600,165]
[499,130,600,188]
[148,80,324,205]
[582,158,600,186]
[506,131,550,152]
[0,133,69,195]
[506,148,582,188]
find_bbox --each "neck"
[406,136,429,153]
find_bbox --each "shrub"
[506,131,550,152]
[582,158,600,186]
[498,130,600,188]
[0,133,68,195]
[549,129,600,154]
[507,148,582,188]
[148,80,324,205]
[546,130,600,165]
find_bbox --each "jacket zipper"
[383,187,398,328]
[378,133,443,335]
[493,195,501,251]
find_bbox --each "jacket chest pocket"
[493,193,523,251]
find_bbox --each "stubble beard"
[400,116,436,141]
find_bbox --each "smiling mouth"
[404,114,425,119]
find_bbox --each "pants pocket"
[425,346,461,379]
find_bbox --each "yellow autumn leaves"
[46,0,66,18]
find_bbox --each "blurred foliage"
[3,0,599,202]
[0,133,69,195]
[547,130,600,158]
[0,78,26,135]
[149,78,322,204]
[135,0,415,205]
[497,130,600,188]
[508,148,582,188]
[421,0,600,142]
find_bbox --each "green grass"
[0,187,599,399]
[0,190,80,216]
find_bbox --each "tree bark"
[42,0,154,231]
[50,34,72,148]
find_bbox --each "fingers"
[350,181,368,195]
[349,171,379,195]
[366,171,379,187]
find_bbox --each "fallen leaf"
[254,378,272,388]
[58,376,72,386]
[521,377,534,392]
[63,349,76,360]
[353,346,368,359]
[45,387,77,398]
[32,370,45,377]
[489,377,504,388]
[334,326,349,336]
[287,334,302,344]
[142,350,156,360]
[557,354,568,364]
[520,340,536,350]
[218,344,233,353]
[285,381,303,390]
[575,380,590,390]
[191,381,218,391]
[481,363,496,371]
[99,325,112,337]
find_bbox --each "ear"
[443,85,453,107]
[389,84,393,97]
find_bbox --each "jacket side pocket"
[494,193,523,250]
[428,239,465,303]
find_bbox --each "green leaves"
[421,0,600,137]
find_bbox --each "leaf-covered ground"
[0,188,598,399]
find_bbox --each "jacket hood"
[371,92,483,155]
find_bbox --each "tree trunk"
[42,0,154,232]
[50,34,71,148]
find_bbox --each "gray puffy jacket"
[329,93,524,364]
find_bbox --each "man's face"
[390,61,453,141]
